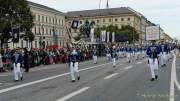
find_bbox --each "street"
[0,56,179,101]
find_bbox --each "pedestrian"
[146,41,160,81]
[24,48,30,72]
[13,48,23,82]
[0,51,3,72]
[68,47,80,82]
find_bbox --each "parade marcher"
[111,45,117,67]
[68,48,80,82]
[126,45,133,63]
[24,48,30,72]
[159,41,168,67]
[92,46,98,64]
[146,41,160,81]
[106,47,111,61]
[13,48,23,81]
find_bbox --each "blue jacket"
[146,45,160,59]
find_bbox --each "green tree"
[0,0,34,47]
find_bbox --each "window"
[59,29,61,36]
[97,20,100,23]
[59,19,61,25]
[42,28,44,35]
[35,41,37,48]
[109,19,111,22]
[80,21,82,24]
[53,18,54,24]
[49,17,51,23]
[115,19,118,22]
[46,17,48,23]
[62,20,64,25]
[21,40,23,48]
[42,16,44,22]
[46,28,48,35]
[38,15,40,21]
[34,27,37,34]
[50,29,51,35]
[103,19,106,23]
[127,18,130,21]
[39,27,41,34]
[121,18,124,21]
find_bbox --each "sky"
[28,0,180,40]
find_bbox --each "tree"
[0,0,34,48]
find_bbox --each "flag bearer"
[146,41,160,81]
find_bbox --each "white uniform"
[13,53,23,81]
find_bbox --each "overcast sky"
[28,0,180,40]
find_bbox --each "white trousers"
[13,63,23,81]
[106,54,111,61]
[93,56,97,64]
[126,53,131,62]
[70,62,79,81]
[160,53,166,66]
[112,58,116,66]
[149,58,159,79]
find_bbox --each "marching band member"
[68,47,80,82]
[146,41,160,81]
[111,45,117,67]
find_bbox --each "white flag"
[101,30,106,42]
[112,32,115,42]
[90,28,94,42]
[107,32,110,42]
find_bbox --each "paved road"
[0,55,179,101]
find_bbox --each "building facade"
[66,7,148,43]
[8,1,67,49]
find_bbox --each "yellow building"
[9,1,67,49]
[66,7,149,42]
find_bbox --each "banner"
[90,28,94,42]
[112,32,115,42]
[101,30,106,42]
[146,26,160,41]
[107,32,110,42]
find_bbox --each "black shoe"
[151,78,155,81]
[155,75,158,79]
[77,76,80,80]
[72,80,75,83]
[21,77,23,80]
[14,80,19,82]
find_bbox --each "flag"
[107,32,110,42]
[112,32,115,42]
[90,28,94,42]
[106,0,109,8]
[101,30,106,42]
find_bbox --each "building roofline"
[28,1,65,15]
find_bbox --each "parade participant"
[13,48,23,81]
[111,45,117,67]
[146,41,160,81]
[126,45,133,63]
[106,47,111,61]
[92,46,98,64]
[68,47,80,82]
[159,41,168,67]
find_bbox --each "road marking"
[175,80,180,91]
[104,73,119,79]
[136,62,142,65]
[169,55,179,101]
[124,66,133,70]
[56,87,90,101]
[0,62,112,94]
[0,83,2,85]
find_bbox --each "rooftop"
[66,7,143,17]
